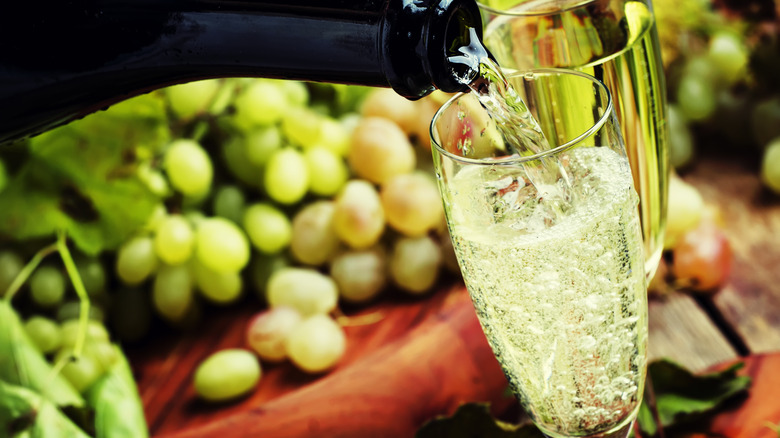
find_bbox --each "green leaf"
[0,379,90,438]
[0,97,167,255]
[0,301,84,407]
[86,346,149,438]
[637,359,751,435]
[416,403,544,438]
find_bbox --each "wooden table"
[128,151,780,437]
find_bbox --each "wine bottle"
[0,0,487,145]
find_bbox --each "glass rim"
[477,0,595,17]
[429,67,613,166]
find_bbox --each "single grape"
[116,235,158,285]
[266,268,338,316]
[348,116,416,185]
[672,221,732,292]
[30,265,66,308]
[285,314,346,374]
[223,136,263,188]
[761,138,780,194]
[109,287,153,343]
[152,263,195,322]
[264,147,310,205]
[243,203,292,254]
[389,236,442,294]
[143,203,168,232]
[664,174,704,249]
[154,215,196,265]
[360,88,417,133]
[232,80,289,129]
[317,117,351,156]
[56,349,103,393]
[333,180,386,249]
[60,319,111,348]
[281,106,323,148]
[0,250,24,296]
[195,218,250,273]
[329,247,387,304]
[380,171,444,237]
[249,253,290,299]
[82,341,120,373]
[212,185,247,224]
[667,105,695,169]
[245,125,283,167]
[166,79,221,119]
[290,201,341,266]
[163,139,214,197]
[279,80,309,107]
[137,162,172,197]
[751,98,780,148]
[676,73,717,122]
[24,316,62,354]
[74,256,107,297]
[707,31,749,85]
[194,349,261,402]
[304,147,348,197]
[245,306,303,362]
[193,262,243,305]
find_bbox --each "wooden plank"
[648,292,738,372]
[683,155,780,353]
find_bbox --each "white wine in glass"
[432,69,649,438]
[480,0,669,279]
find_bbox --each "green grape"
[333,180,385,249]
[212,185,247,224]
[195,218,250,273]
[664,174,704,249]
[233,80,289,129]
[0,250,24,296]
[243,203,292,254]
[761,138,780,194]
[0,157,7,192]
[279,80,309,107]
[60,319,111,348]
[57,301,105,323]
[163,139,214,197]
[249,253,290,299]
[264,147,309,205]
[285,314,346,374]
[316,117,351,157]
[676,73,717,122]
[24,316,62,354]
[245,125,283,167]
[82,341,120,373]
[389,236,442,294]
[751,98,780,148]
[116,235,158,285]
[137,163,172,197]
[109,287,152,343]
[154,215,195,265]
[193,262,243,305]
[30,265,66,308]
[348,116,416,185]
[166,79,221,119]
[143,203,168,232]
[304,147,348,197]
[56,349,103,393]
[330,247,387,304]
[707,32,749,85]
[281,107,323,148]
[74,256,107,297]
[152,263,195,322]
[290,201,341,266]
[194,349,261,402]
[380,171,444,237]
[667,105,695,169]
[266,268,338,316]
[245,306,303,362]
[223,136,263,187]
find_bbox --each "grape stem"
[56,230,91,358]
[2,242,58,302]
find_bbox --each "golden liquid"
[482,0,669,277]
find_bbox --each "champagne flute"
[431,69,649,438]
[478,0,669,279]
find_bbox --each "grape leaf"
[0,301,84,407]
[637,359,751,436]
[0,94,168,255]
[86,345,149,438]
[416,403,544,438]
[0,379,90,438]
